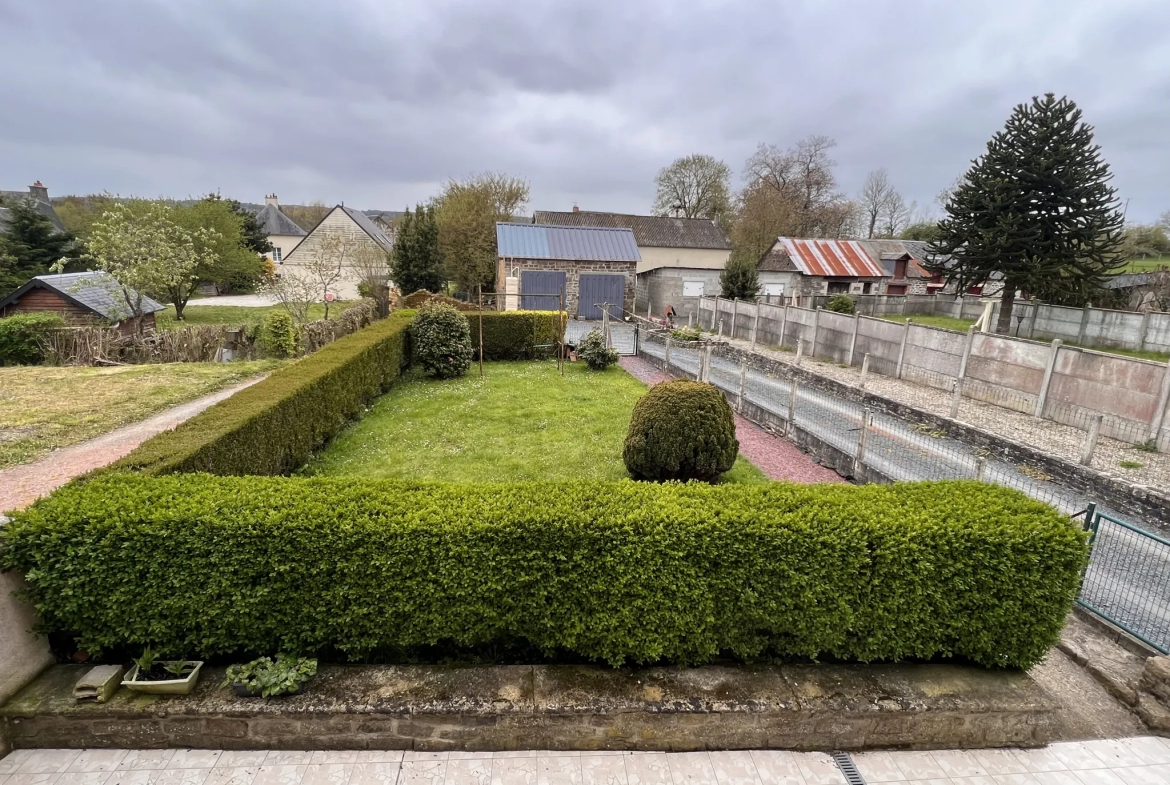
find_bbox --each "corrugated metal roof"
[532,210,731,250]
[778,238,887,278]
[496,222,641,262]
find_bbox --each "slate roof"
[340,205,395,252]
[0,191,66,233]
[254,203,306,237]
[497,222,641,262]
[0,271,166,321]
[532,210,731,250]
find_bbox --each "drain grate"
[832,751,867,785]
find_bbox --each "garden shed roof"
[0,271,166,320]
[497,222,641,262]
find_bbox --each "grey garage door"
[578,274,626,320]
[520,271,566,311]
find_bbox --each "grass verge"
[0,360,284,468]
[304,360,768,483]
[157,302,353,330]
[880,314,977,332]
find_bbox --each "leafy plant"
[624,380,739,481]
[163,660,194,677]
[259,310,300,358]
[1135,439,1158,453]
[133,647,158,675]
[576,328,618,370]
[670,325,702,343]
[826,294,856,314]
[224,654,317,698]
[410,303,472,379]
[0,313,64,366]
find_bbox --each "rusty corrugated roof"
[778,238,887,278]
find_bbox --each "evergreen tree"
[719,251,760,300]
[391,204,444,295]
[930,94,1124,333]
[0,197,80,295]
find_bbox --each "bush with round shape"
[577,328,618,370]
[0,313,64,365]
[259,310,300,358]
[623,380,738,481]
[411,303,472,378]
[826,294,856,314]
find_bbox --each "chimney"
[572,204,579,213]
[265,194,279,207]
[29,181,48,203]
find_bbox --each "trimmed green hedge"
[468,311,567,360]
[112,314,412,476]
[0,476,1087,668]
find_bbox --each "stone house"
[280,205,395,300]
[0,271,166,334]
[254,195,307,265]
[756,238,890,302]
[495,222,640,319]
[0,181,65,234]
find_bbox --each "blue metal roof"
[496,222,641,262]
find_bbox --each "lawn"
[304,361,769,483]
[1124,257,1170,273]
[0,360,284,468]
[157,302,353,330]
[881,314,977,332]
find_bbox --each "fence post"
[664,334,672,371]
[700,344,711,382]
[975,457,986,482]
[1080,414,1104,466]
[1077,304,1092,346]
[731,298,739,340]
[810,307,822,359]
[895,320,912,379]
[1028,301,1040,340]
[602,306,611,349]
[949,378,963,419]
[647,302,652,321]
[1148,357,1170,442]
[750,305,761,352]
[847,312,861,367]
[795,339,804,367]
[1138,309,1153,352]
[718,318,724,337]
[787,378,798,432]
[856,408,872,467]
[779,303,789,347]
[1034,338,1062,419]
[737,362,747,413]
[711,296,720,330]
[859,353,870,390]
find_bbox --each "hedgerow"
[0,475,1087,669]
[467,311,567,360]
[111,313,412,476]
[0,313,65,365]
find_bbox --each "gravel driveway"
[186,294,279,307]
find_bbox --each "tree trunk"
[995,283,1016,335]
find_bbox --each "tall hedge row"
[112,314,412,476]
[467,311,567,360]
[0,475,1087,668]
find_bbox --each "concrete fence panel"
[1028,304,1086,342]
[1047,349,1164,424]
[1080,308,1145,350]
[1145,313,1170,354]
[902,325,967,383]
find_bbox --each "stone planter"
[122,661,203,695]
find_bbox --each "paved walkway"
[0,378,265,514]
[186,295,278,308]
[620,356,842,484]
[1,739,1168,785]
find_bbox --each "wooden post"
[895,320,912,379]
[664,334,672,371]
[1080,414,1104,466]
[1034,338,1063,419]
[847,312,861,367]
[750,306,761,352]
[559,289,565,376]
[810,307,822,359]
[737,362,747,413]
[779,303,789,348]
[602,305,611,349]
[856,408,872,466]
[477,286,484,378]
[731,298,739,340]
[787,378,798,431]
[859,353,870,390]
[1148,357,1170,442]
[795,339,803,367]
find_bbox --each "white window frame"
[272,247,283,262]
[682,280,705,297]
[763,283,785,297]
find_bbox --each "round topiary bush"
[577,328,618,370]
[623,380,739,481]
[826,294,856,314]
[411,303,473,378]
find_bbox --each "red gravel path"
[0,377,266,514]
[619,356,843,484]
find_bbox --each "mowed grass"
[157,302,353,330]
[0,360,284,468]
[305,361,768,483]
[1124,257,1170,273]
[881,314,977,332]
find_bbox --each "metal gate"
[578,274,625,320]
[520,271,565,311]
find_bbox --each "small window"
[682,281,704,297]
[887,284,908,295]
[272,247,283,262]
[827,280,850,294]
[862,282,873,295]
[894,260,908,279]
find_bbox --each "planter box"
[122,661,203,695]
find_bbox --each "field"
[156,302,352,329]
[1124,257,1170,273]
[304,360,767,483]
[0,360,283,468]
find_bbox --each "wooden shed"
[0,272,167,334]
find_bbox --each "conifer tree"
[719,251,760,300]
[0,198,80,295]
[391,205,444,295]
[930,94,1124,333]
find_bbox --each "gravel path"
[0,377,265,514]
[719,335,1170,492]
[619,356,843,484]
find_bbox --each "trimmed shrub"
[467,311,567,360]
[826,294,856,314]
[577,328,618,370]
[411,304,472,379]
[0,475,1088,669]
[259,310,299,358]
[624,380,738,481]
[112,313,413,476]
[0,313,65,365]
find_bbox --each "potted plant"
[121,648,204,695]
[224,654,317,698]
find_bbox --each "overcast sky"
[2,0,1167,222]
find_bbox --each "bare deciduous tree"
[739,135,848,239]
[652,154,731,221]
[352,243,392,316]
[859,169,896,238]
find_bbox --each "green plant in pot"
[225,654,318,698]
[122,647,204,695]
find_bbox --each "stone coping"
[2,663,1057,753]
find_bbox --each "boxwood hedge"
[0,475,1087,669]
[112,313,412,476]
[468,311,567,360]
